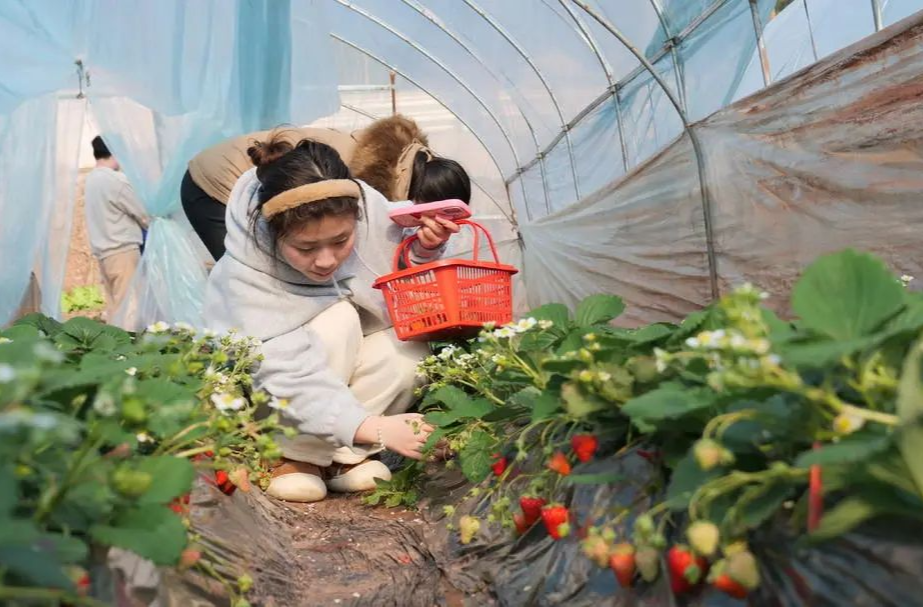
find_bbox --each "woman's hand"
[354,413,435,460]
[416,215,460,250]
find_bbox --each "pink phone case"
[388,199,472,227]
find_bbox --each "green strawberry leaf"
[792,249,905,340]
[737,481,793,529]
[621,383,718,433]
[134,456,195,505]
[575,294,625,327]
[897,336,923,501]
[561,383,607,418]
[527,303,571,326]
[90,505,187,565]
[666,451,723,510]
[459,430,495,483]
[795,434,891,468]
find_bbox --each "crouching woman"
[203,136,459,503]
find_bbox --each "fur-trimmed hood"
[349,114,429,201]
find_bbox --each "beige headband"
[395,140,433,201]
[261,179,361,218]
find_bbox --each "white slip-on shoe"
[265,460,327,503]
[325,459,392,493]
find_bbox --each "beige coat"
[186,115,429,204]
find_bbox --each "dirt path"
[148,465,494,607]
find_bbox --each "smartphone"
[388,199,472,227]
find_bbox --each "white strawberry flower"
[653,348,669,373]
[494,327,516,339]
[146,321,170,334]
[93,393,117,417]
[211,392,246,413]
[125,367,137,376]
[833,411,865,435]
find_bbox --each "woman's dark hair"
[408,152,471,205]
[92,136,112,160]
[246,133,363,257]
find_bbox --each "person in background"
[83,136,150,320]
[181,115,471,262]
[203,136,460,503]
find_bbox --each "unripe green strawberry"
[237,573,254,593]
[635,546,660,582]
[111,466,152,498]
[693,438,733,470]
[633,513,655,537]
[459,515,480,545]
[628,356,659,383]
[120,397,146,424]
[726,550,760,590]
[581,535,611,568]
[686,521,720,557]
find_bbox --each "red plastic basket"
[373,219,519,342]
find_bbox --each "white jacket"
[203,168,441,448]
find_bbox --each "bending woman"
[203,135,459,503]
[183,115,470,261]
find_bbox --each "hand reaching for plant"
[354,413,434,460]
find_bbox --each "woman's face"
[279,214,357,282]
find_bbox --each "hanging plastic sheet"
[0,95,85,326]
[84,0,339,330]
[36,96,87,319]
[523,12,923,324]
[521,133,712,327]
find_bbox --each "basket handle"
[391,219,501,271]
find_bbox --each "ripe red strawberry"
[519,495,546,526]
[179,548,202,569]
[491,453,508,476]
[76,572,90,595]
[571,434,599,463]
[610,543,637,588]
[541,504,570,540]
[666,545,708,594]
[513,513,529,536]
[214,470,236,495]
[547,452,572,476]
[713,573,748,599]
[169,492,191,514]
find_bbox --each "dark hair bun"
[247,133,295,168]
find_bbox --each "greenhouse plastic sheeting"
[523,13,923,325]
[0,0,338,327]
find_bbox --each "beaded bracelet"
[377,424,387,451]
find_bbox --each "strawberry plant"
[0,315,288,604]
[61,285,105,316]
[403,249,923,600]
